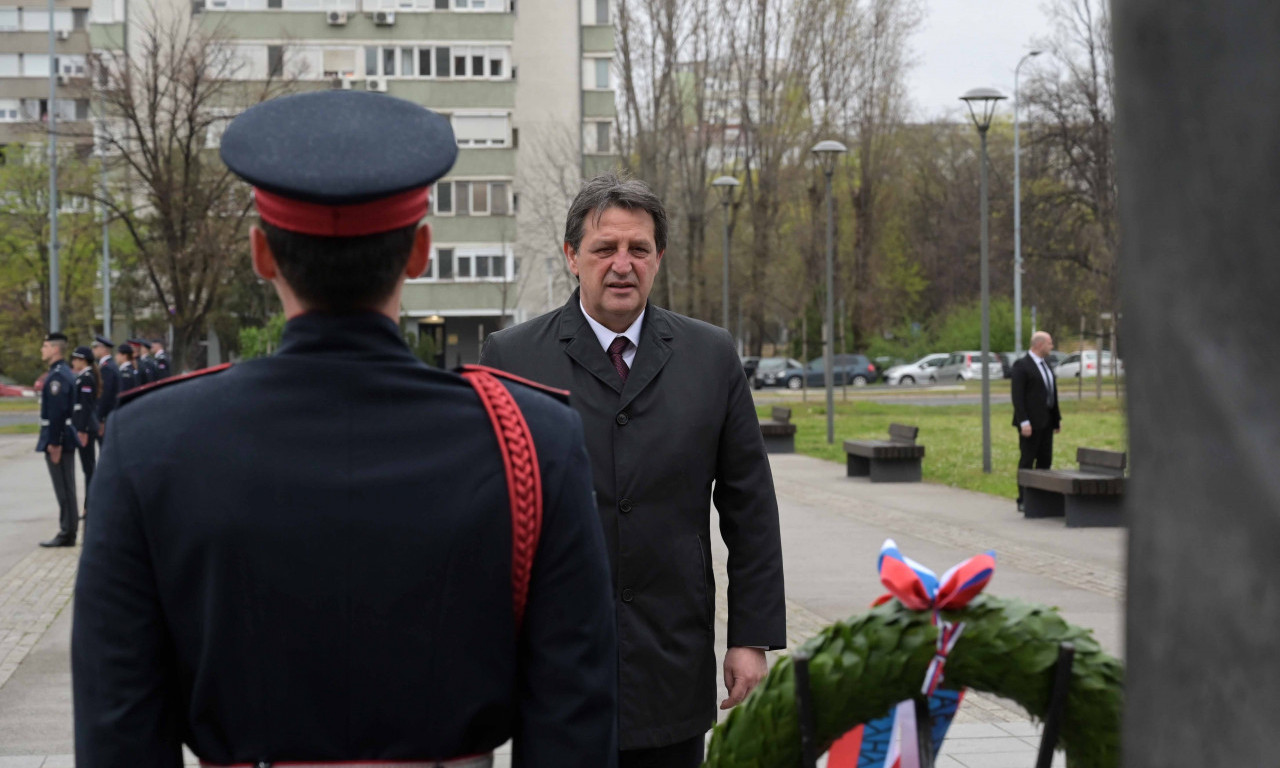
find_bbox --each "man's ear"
[563,241,580,278]
[406,223,431,279]
[251,226,278,281]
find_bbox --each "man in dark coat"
[131,338,158,384]
[37,332,79,547]
[72,91,617,768]
[151,338,172,378]
[69,346,99,512]
[114,342,138,392]
[480,173,786,767]
[1011,331,1063,510]
[91,336,119,440]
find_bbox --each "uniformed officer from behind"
[151,337,172,378]
[130,338,157,384]
[37,332,79,547]
[91,336,119,441]
[68,346,100,513]
[72,90,617,768]
[113,341,138,392]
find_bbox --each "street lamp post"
[960,87,1007,474]
[1013,50,1042,357]
[811,140,848,445]
[711,176,740,333]
[47,0,59,331]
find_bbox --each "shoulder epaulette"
[457,364,570,405]
[119,363,232,405]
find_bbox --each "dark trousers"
[77,435,96,509]
[46,450,79,541]
[619,734,705,768]
[1016,426,1055,505]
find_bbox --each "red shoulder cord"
[459,369,544,630]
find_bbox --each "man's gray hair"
[564,173,668,253]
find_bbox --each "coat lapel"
[619,306,673,412]
[559,292,625,395]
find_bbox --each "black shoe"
[1017,501,1025,512]
[39,536,75,548]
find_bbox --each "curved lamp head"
[711,175,740,203]
[960,87,1007,132]
[810,139,848,176]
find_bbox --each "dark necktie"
[608,336,630,383]
[1040,360,1055,406]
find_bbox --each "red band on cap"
[254,186,430,237]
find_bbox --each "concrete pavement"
[0,434,1122,766]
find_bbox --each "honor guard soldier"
[68,347,100,511]
[37,332,79,547]
[130,338,158,384]
[91,336,119,441]
[113,341,138,392]
[151,338,172,378]
[72,91,617,768]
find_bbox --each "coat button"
[619,498,633,514]
[621,588,634,603]
[616,411,629,426]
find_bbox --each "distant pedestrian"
[131,339,158,385]
[1012,331,1062,511]
[91,336,119,440]
[37,332,79,548]
[69,347,100,513]
[114,342,138,392]
[151,338,172,379]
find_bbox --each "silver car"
[883,353,949,386]
[930,351,1004,383]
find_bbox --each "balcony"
[0,29,91,55]
[195,9,514,41]
[581,25,613,54]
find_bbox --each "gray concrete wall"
[1113,1,1280,764]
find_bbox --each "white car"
[883,353,949,386]
[930,351,1005,383]
[1055,350,1124,378]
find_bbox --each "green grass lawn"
[0,423,38,435]
[758,397,1127,499]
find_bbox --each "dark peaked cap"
[220,91,457,209]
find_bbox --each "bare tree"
[86,9,295,368]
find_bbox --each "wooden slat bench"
[843,424,925,482]
[1019,448,1126,528]
[760,406,797,454]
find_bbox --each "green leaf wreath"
[703,594,1123,768]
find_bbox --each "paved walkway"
[0,436,1122,766]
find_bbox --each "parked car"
[770,354,879,389]
[883,353,949,386]
[996,352,1018,379]
[741,355,761,380]
[1046,350,1067,369]
[930,351,1004,383]
[0,374,36,398]
[753,357,805,389]
[1055,350,1124,378]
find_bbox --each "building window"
[455,181,470,215]
[596,121,611,153]
[490,182,509,215]
[470,182,488,215]
[22,54,51,78]
[365,46,378,77]
[0,55,18,78]
[418,48,432,76]
[435,182,453,214]
[435,47,451,78]
[452,114,510,147]
[0,9,18,30]
[436,247,453,278]
[594,58,610,89]
[383,48,396,77]
[489,57,503,77]
[456,252,472,277]
[0,100,20,123]
[267,46,284,78]
[595,0,608,24]
[323,48,357,78]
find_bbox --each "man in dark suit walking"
[1012,331,1062,510]
[480,173,786,768]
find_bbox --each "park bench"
[1019,447,1126,528]
[843,424,925,483]
[759,406,797,453]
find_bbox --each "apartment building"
[189,0,618,364]
[0,2,95,153]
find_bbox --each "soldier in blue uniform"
[114,341,138,392]
[72,91,617,768]
[69,346,100,513]
[91,336,119,441]
[130,338,158,385]
[37,332,79,547]
[151,338,172,379]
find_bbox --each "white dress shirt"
[580,301,644,368]
[1020,351,1055,428]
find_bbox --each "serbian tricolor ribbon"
[829,541,996,768]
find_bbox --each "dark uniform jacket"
[138,355,158,385]
[37,360,78,451]
[1011,353,1061,430]
[96,357,120,425]
[153,350,171,379]
[117,361,138,392]
[73,312,617,767]
[71,367,99,436]
[480,291,786,749]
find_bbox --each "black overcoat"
[480,292,786,749]
[73,312,617,767]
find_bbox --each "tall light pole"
[47,0,59,330]
[811,140,847,445]
[711,176,740,333]
[961,88,1006,474]
[1013,50,1042,357]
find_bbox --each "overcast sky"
[905,0,1055,121]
